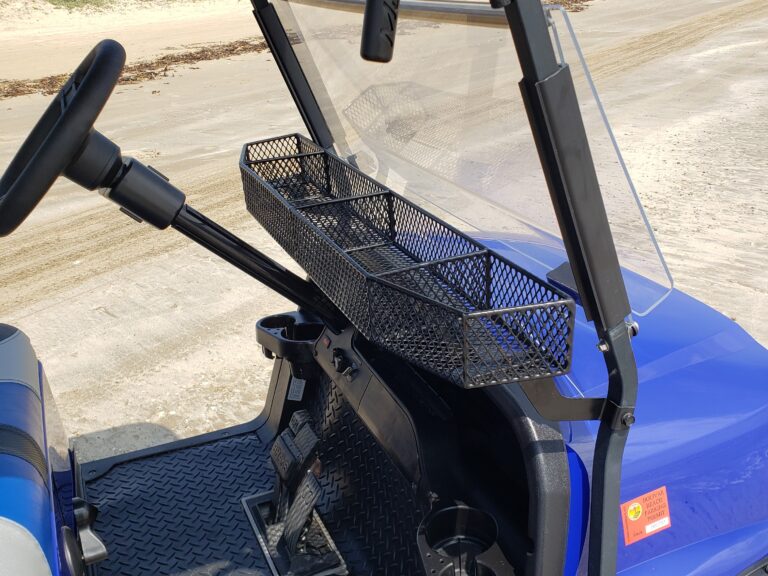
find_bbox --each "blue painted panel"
[565,447,588,576]
[618,518,768,575]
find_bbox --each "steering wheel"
[0,39,125,237]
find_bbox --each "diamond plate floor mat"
[85,431,274,575]
[84,376,425,576]
[310,378,427,576]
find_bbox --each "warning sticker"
[620,486,671,545]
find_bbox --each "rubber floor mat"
[84,376,425,576]
[310,378,427,576]
[85,432,273,575]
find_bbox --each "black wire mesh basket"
[240,134,575,388]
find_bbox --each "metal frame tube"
[173,205,345,329]
[251,0,335,148]
[501,2,638,574]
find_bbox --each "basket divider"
[372,275,462,314]
[344,241,391,254]
[296,191,390,209]
[465,300,568,318]
[377,250,488,278]
[322,153,331,196]
[462,315,471,386]
[470,302,570,375]
[385,194,396,243]
[247,151,326,166]
[483,252,492,310]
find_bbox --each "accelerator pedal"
[283,472,322,553]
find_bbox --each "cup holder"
[290,322,324,342]
[259,314,295,331]
[258,314,323,342]
[418,506,511,576]
[256,312,325,364]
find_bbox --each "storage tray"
[240,134,574,388]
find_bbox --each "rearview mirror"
[361,0,399,62]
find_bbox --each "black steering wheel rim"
[0,39,125,237]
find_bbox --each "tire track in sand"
[586,0,768,81]
[0,168,260,317]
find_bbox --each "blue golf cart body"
[491,239,768,575]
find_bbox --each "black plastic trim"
[738,555,768,576]
[486,385,570,576]
[313,327,425,492]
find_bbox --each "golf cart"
[1,0,767,574]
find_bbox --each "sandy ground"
[0,0,766,461]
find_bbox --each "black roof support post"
[251,0,335,149]
[500,1,639,575]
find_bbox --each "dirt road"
[0,0,765,460]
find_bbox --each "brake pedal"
[270,410,320,521]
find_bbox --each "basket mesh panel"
[240,134,574,387]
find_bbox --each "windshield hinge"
[601,399,636,431]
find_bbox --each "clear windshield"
[273,0,674,316]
